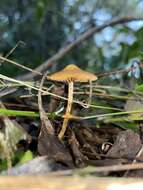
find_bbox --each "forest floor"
[1,76,143,179]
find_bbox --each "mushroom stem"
[58,81,73,139]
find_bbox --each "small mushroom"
[48,64,97,139]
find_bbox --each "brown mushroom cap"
[48,64,97,82]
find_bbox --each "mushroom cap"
[48,64,97,82]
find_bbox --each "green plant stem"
[0,108,39,117]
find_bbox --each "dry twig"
[20,16,143,80]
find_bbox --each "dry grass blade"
[0,41,25,64]
[77,163,143,173]
[0,56,42,76]
[50,162,143,176]
[0,74,121,111]
[124,146,143,176]
[38,70,54,135]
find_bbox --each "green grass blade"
[0,108,39,117]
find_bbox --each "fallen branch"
[20,16,143,80]
[0,176,143,190]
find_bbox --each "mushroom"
[48,64,97,139]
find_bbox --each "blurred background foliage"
[1,0,143,78]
